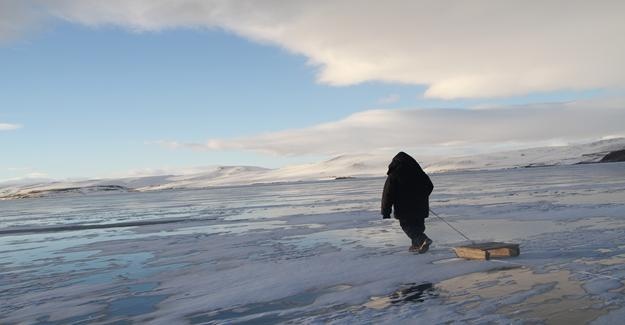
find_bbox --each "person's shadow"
[389,282,437,304]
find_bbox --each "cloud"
[6,167,32,171]
[146,140,208,151]
[157,98,625,156]
[1,166,49,184]
[24,171,48,178]
[0,0,44,42]
[0,123,21,131]
[3,1,625,98]
[377,94,400,105]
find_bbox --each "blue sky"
[1,1,623,181]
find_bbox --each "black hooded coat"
[381,152,433,221]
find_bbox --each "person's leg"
[399,219,416,246]
[408,218,426,244]
[401,218,432,253]
[400,219,425,247]
[413,218,432,253]
[414,217,425,238]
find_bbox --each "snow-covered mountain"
[2,138,624,199]
[425,138,625,172]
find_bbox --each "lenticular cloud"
[161,99,625,156]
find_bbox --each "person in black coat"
[381,152,434,253]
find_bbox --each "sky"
[1,0,624,182]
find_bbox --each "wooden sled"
[453,242,520,260]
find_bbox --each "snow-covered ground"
[1,162,625,324]
[2,138,624,200]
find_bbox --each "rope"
[429,208,475,244]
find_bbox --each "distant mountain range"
[2,138,624,200]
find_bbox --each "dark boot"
[417,235,432,254]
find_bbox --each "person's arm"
[381,177,394,218]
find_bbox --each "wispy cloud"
[23,171,48,178]
[1,166,48,184]
[6,167,32,171]
[3,1,625,98]
[155,98,625,156]
[0,123,22,131]
[377,94,400,105]
[146,140,209,151]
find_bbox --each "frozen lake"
[2,162,625,324]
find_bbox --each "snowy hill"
[1,138,624,199]
[426,138,625,173]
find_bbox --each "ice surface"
[1,162,625,324]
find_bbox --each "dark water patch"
[71,258,185,286]
[108,295,167,317]
[127,282,159,293]
[100,321,132,325]
[36,295,166,324]
[25,289,164,324]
